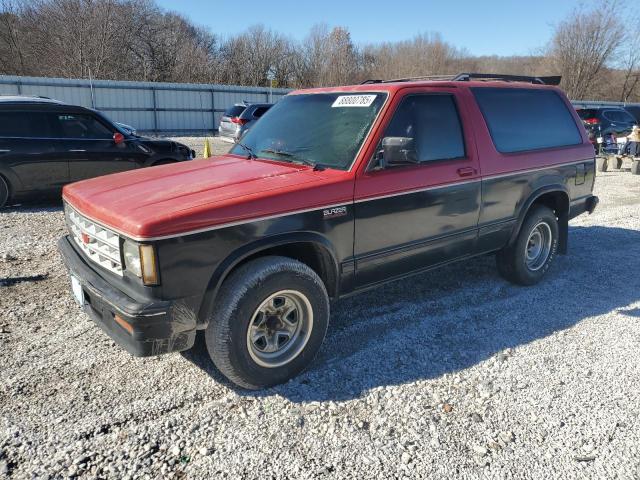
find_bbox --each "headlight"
[123,240,159,285]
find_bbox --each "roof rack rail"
[360,73,562,86]
[360,75,458,84]
[452,73,562,85]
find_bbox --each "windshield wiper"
[260,148,325,171]
[235,141,257,160]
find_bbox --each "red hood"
[63,155,353,240]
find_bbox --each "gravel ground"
[1,162,640,479]
[170,136,232,158]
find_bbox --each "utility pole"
[267,67,276,103]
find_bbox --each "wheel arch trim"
[196,231,340,326]
[509,185,570,253]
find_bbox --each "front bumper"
[58,236,196,356]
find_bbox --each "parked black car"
[0,96,196,207]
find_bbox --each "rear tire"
[496,205,558,286]
[0,176,9,208]
[632,160,640,175]
[596,156,608,172]
[205,256,330,389]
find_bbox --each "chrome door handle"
[69,149,86,152]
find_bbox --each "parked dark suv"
[576,107,637,153]
[59,73,598,389]
[0,96,196,207]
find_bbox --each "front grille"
[65,204,123,276]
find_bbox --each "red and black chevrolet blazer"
[59,78,598,389]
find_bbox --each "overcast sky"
[156,0,585,57]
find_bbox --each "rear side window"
[53,113,113,139]
[0,111,52,137]
[224,105,246,118]
[625,106,640,122]
[384,94,465,162]
[253,106,270,118]
[603,109,635,123]
[472,88,582,153]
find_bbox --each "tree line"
[1,0,638,102]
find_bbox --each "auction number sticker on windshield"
[332,95,377,107]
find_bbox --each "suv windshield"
[230,92,387,170]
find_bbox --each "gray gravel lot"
[172,136,232,158]
[1,157,640,479]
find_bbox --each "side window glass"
[618,111,635,123]
[0,111,50,138]
[253,107,269,118]
[472,87,582,153]
[603,111,621,122]
[54,114,113,139]
[378,94,465,167]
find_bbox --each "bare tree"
[219,25,292,87]
[547,1,625,99]
[362,33,463,81]
[0,0,29,75]
[617,16,640,102]
[125,2,219,83]
[17,0,125,79]
[1,0,639,99]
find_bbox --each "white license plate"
[70,275,85,306]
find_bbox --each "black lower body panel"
[570,195,599,219]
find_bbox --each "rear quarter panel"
[464,85,595,251]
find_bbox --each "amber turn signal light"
[113,314,133,335]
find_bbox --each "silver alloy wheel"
[525,221,552,271]
[246,290,313,368]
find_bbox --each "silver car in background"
[218,102,272,142]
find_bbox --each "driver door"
[353,89,481,288]
[51,112,141,182]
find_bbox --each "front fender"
[196,231,340,327]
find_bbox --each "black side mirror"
[381,137,418,167]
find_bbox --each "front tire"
[496,206,558,286]
[632,160,640,175]
[0,176,9,208]
[205,256,330,389]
